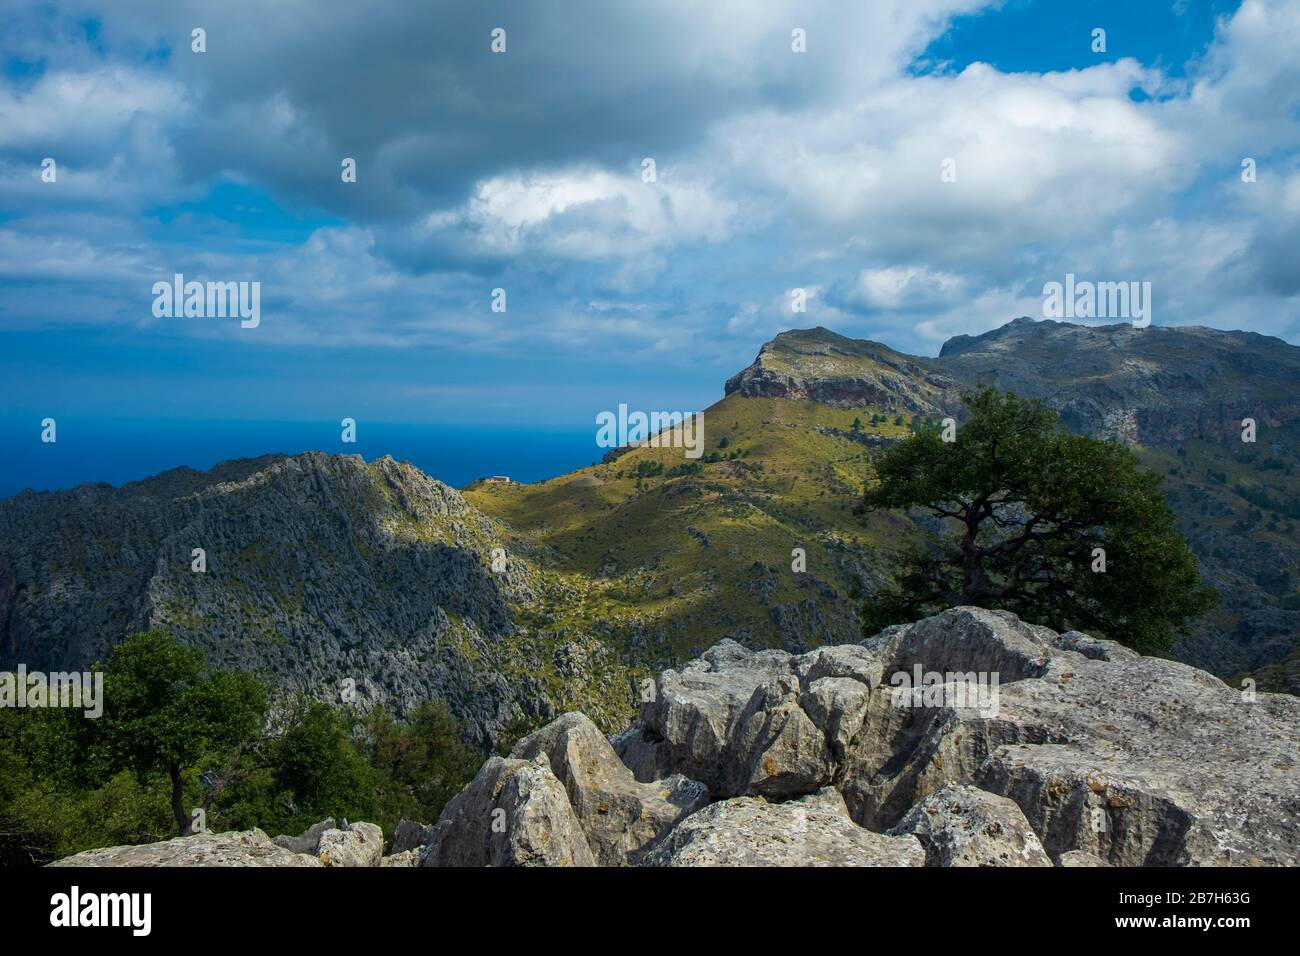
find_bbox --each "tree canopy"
[1,629,482,861]
[860,387,1217,653]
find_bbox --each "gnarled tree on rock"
[860,387,1216,653]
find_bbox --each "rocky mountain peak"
[725,326,959,415]
[733,317,1300,447]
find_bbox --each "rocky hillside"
[54,609,1300,867]
[0,452,640,747]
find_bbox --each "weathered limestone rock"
[888,785,1051,867]
[730,676,834,797]
[644,788,924,867]
[317,821,384,867]
[510,712,707,865]
[634,640,874,798]
[273,817,335,854]
[422,754,597,867]
[381,849,421,867]
[625,606,1300,866]
[612,727,674,782]
[50,608,1300,868]
[391,818,436,854]
[856,608,1300,865]
[635,641,796,793]
[1057,849,1108,867]
[51,829,321,867]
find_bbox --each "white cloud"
[2,0,1299,358]
[416,168,736,262]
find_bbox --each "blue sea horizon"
[0,417,603,499]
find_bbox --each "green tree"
[363,702,481,828]
[84,630,267,835]
[263,698,378,832]
[860,387,1216,653]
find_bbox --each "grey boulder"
[510,712,707,865]
[316,821,385,867]
[422,754,596,867]
[272,817,335,854]
[888,784,1051,867]
[643,788,924,867]
[51,829,322,867]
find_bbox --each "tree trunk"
[169,764,191,836]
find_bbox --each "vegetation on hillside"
[0,630,479,866]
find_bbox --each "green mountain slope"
[474,320,1300,693]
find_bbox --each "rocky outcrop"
[509,712,708,865]
[52,819,389,868]
[272,817,335,854]
[414,606,1299,866]
[51,829,324,867]
[316,822,384,867]
[724,326,959,415]
[888,785,1051,867]
[49,608,1300,867]
[642,788,924,867]
[618,641,882,798]
[652,608,1299,866]
[420,755,597,867]
[391,819,437,855]
[272,818,384,866]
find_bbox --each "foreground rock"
[52,607,1300,867]
[317,822,384,867]
[628,607,1300,866]
[51,829,323,867]
[391,819,437,855]
[620,641,878,796]
[889,785,1051,867]
[421,754,596,867]
[643,788,924,867]
[510,712,708,865]
[272,817,335,854]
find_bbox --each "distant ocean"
[0,418,603,499]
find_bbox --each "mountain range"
[2,317,1297,748]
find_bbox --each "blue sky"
[1,0,1298,435]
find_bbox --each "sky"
[1,0,1298,438]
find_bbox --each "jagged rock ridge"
[0,452,637,747]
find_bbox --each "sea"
[0,417,603,498]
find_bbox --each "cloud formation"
[0,0,1297,378]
